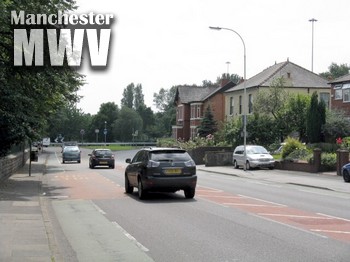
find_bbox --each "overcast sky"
[75,0,350,114]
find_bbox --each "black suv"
[125,148,197,199]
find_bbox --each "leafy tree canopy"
[319,62,350,80]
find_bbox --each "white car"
[233,145,275,170]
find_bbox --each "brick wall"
[0,149,29,182]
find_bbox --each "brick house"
[172,79,235,141]
[224,60,331,121]
[329,73,350,116]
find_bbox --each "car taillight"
[185,160,195,167]
[147,160,160,167]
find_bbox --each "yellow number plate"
[164,168,181,174]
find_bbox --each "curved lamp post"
[209,26,247,170]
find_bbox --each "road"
[42,147,350,262]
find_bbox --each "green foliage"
[320,153,337,171]
[284,148,311,162]
[306,92,325,143]
[319,63,350,80]
[246,114,279,148]
[0,0,83,156]
[323,110,350,141]
[197,105,217,137]
[282,137,306,159]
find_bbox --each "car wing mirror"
[126,158,131,163]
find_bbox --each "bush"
[282,137,305,159]
[284,148,311,162]
[321,153,337,171]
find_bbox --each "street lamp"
[104,121,107,144]
[209,26,247,170]
[309,18,317,72]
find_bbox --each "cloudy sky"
[75,0,350,114]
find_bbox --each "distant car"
[89,149,115,169]
[124,147,197,199]
[341,163,350,182]
[62,146,81,163]
[233,145,275,170]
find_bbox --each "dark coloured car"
[341,163,350,182]
[89,149,115,169]
[62,146,81,163]
[124,147,197,199]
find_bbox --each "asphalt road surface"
[41,147,350,262]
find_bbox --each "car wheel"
[62,160,65,164]
[246,161,251,170]
[268,166,274,170]
[125,175,134,194]
[184,188,195,199]
[110,165,115,169]
[343,169,350,183]
[78,160,81,163]
[233,160,239,169]
[138,178,146,199]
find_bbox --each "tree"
[246,114,278,148]
[319,63,350,80]
[253,77,291,141]
[285,94,310,141]
[91,102,119,142]
[153,86,177,136]
[113,107,143,141]
[0,0,83,156]
[134,84,145,110]
[197,105,217,137]
[323,109,350,141]
[121,83,135,108]
[306,92,326,143]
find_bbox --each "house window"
[229,97,234,115]
[190,104,202,119]
[248,94,253,114]
[239,95,242,114]
[343,84,350,102]
[319,92,330,108]
[190,127,197,139]
[177,105,184,121]
[334,84,342,100]
[197,106,201,118]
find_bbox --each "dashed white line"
[112,221,149,252]
[311,229,350,234]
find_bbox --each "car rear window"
[150,151,192,161]
[64,146,79,152]
[95,150,113,156]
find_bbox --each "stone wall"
[0,149,29,182]
[188,147,232,165]
[205,151,233,166]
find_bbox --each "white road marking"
[238,194,287,207]
[225,203,282,207]
[258,213,334,219]
[112,221,149,252]
[317,213,350,222]
[311,229,350,234]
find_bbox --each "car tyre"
[125,175,134,194]
[110,165,115,169]
[184,188,195,199]
[343,169,350,183]
[246,161,251,170]
[138,178,146,199]
[233,160,239,169]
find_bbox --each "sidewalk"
[197,165,350,194]
[0,153,52,262]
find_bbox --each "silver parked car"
[233,145,275,170]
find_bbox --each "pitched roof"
[226,60,330,92]
[175,85,219,104]
[328,73,350,84]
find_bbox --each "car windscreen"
[150,151,192,161]
[248,146,268,154]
